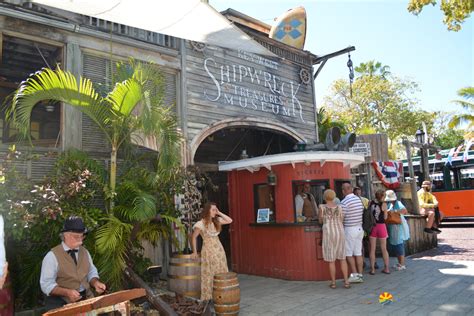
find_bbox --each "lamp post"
[415,129,430,183]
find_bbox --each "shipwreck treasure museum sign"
[203,50,306,123]
[185,43,317,145]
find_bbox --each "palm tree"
[6,60,183,289]
[317,107,347,142]
[7,60,181,209]
[355,60,391,79]
[449,86,474,129]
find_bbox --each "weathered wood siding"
[404,215,437,255]
[81,52,178,153]
[356,134,389,162]
[184,42,317,144]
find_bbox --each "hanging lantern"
[267,170,277,186]
[296,141,306,152]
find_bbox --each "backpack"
[362,200,376,234]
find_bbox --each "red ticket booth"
[219,151,364,281]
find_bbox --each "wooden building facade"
[0,2,321,274]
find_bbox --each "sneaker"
[395,265,406,271]
[431,227,442,233]
[424,228,435,234]
[348,273,363,283]
[357,273,364,282]
[392,263,401,269]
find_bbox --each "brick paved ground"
[237,226,474,315]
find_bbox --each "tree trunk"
[110,148,117,210]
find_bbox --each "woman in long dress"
[318,189,350,289]
[191,202,232,300]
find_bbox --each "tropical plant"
[355,60,391,79]
[408,0,474,31]
[323,61,436,149]
[5,59,183,291]
[0,148,105,308]
[448,86,474,129]
[95,161,184,289]
[6,60,181,209]
[317,107,347,142]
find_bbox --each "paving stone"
[236,227,474,315]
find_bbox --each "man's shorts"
[369,223,388,239]
[344,226,364,256]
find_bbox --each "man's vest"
[302,193,317,218]
[51,245,93,302]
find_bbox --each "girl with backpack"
[368,190,391,275]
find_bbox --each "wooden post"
[421,145,430,181]
[404,140,420,214]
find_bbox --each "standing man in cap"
[417,181,444,234]
[40,216,106,310]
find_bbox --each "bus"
[403,149,474,219]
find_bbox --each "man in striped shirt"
[341,183,365,283]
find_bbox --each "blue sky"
[211,0,473,114]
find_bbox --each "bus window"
[430,170,454,191]
[459,167,474,190]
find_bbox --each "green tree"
[6,60,183,290]
[408,0,474,31]
[7,60,181,209]
[355,60,391,79]
[434,129,465,148]
[317,107,346,142]
[449,86,474,129]
[323,61,436,149]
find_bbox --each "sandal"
[382,270,391,274]
[329,282,336,289]
[369,270,375,275]
[344,282,351,289]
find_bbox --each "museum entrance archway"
[193,125,301,268]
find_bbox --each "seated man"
[353,187,369,209]
[295,183,318,221]
[40,216,106,310]
[417,181,444,234]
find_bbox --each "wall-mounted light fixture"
[267,170,277,186]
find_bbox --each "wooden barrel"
[213,272,240,316]
[168,253,201,298]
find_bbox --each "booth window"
[253,183,275,222]
[293,180,329,222]
[0,35,62,146]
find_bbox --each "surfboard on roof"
[269,6,307,50]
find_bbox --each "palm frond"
[106,78,143,116]
[448,114,474,129]
[7,68,113,143]
[457,86,474,100]
[452,100,474,110]
[135,221,170,245]
[115,181,157,221]
[95,215,133,253]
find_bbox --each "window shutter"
[82,54,113,152]
[81,53,177,152]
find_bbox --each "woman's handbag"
[386,211,402,225]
